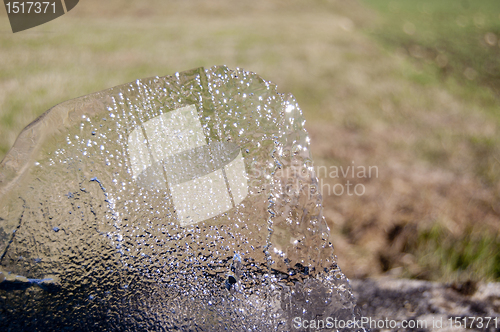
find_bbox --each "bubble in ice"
[0,66,363,331]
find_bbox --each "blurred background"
[0,0,499,284]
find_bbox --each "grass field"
[0,0,499,282]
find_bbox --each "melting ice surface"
[0,66,362,331]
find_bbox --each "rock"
[351,277,500,331]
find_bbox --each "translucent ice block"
[0,66,363,331]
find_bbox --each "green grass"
[361,0,500,120]
[414,223,500,282]
[360,0,500,188]
[352,0,500,282]
[370,0,500,186]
